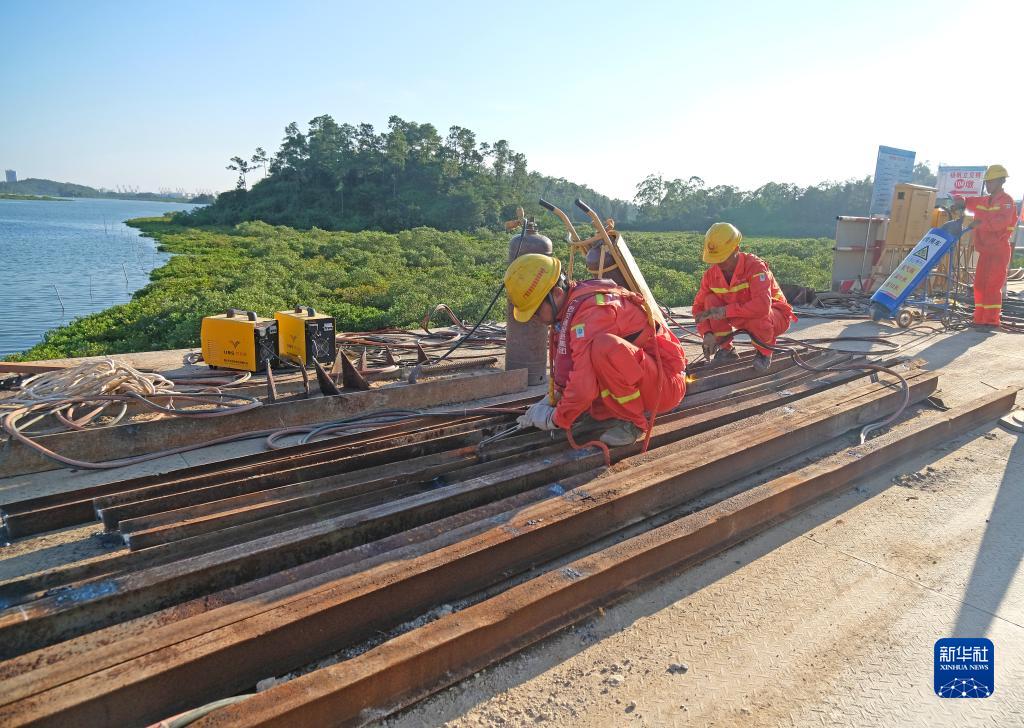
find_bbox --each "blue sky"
[2,0,1021,200]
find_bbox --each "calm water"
[0,198,200,356]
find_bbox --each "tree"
[273,122,309,174]
[250,147,269,179]
[226,156,253,189]
[189,115,636,233]
[634,174,665,206]
[912,162,937,186]
[491,140,510,180]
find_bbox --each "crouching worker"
[693,222,797,372]
[504,254,687,447]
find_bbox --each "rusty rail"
[198,386,1019,728]
[0,368,529,478]
[0,356,877,616]
[0,373,937,724]
[0,355,884,613]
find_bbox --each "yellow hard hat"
[984,164,1008,181]
[504,254,562,323]
[703,222,742,264]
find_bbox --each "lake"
[0,197,201,357]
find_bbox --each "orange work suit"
[693,252,797,355]
[549,280,687,430]
[963,191,1018,325]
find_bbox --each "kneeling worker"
[504,254,687,446]
[693,222,796,372]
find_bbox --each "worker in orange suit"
[692,222,797,372]
[956,164,1018,327]
[504,254,687,447]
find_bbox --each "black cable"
[431,284,505,366]
[409,219,530,382]
[663,307,913,442]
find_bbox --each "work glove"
[702,332,718,359]
[694,306,726,323]
[517,401,558,431]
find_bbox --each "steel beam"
[0,368,528,477]
[0,373,937,725]
[117,357,863,549]
[0,474,598,690]
[200,386,1017,728]
[0,363,913,617]
[0,359,869,605]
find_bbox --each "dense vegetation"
[631,163,935,237]
[188,114,943,238]
[0,178,214,204]
[5,217,832,361]
[186,115,630,232]
[0,193,68,201]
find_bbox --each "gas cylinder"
[506,220,553,385]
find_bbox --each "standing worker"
[956,164,1018,327]
[504,254,687,447]
[692,222,797,371]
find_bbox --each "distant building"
[4,170,15,184]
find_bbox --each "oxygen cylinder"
[506,220,553,385]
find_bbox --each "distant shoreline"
[0,178,214,205]
[0,193,70,202]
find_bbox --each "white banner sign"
[936,165,986,200]
[869,145,916,216]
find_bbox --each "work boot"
[752,352,773,373]
[599,420,644,447]
[713,346,739,364]
[571,412,602,435]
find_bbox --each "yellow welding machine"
[200,309,279,372]
[274,305,337,366]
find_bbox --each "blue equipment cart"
[870,217,967,327]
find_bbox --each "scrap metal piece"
[338,352,371,390]
[313,359,341,396]
[329,351,343,384]
[415,343,431,364]
[264,363,278,404]
[926,394,951,411]
[298,361,311,398]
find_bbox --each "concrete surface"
[384,314,1023,728]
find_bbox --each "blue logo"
[934,638,994,698]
